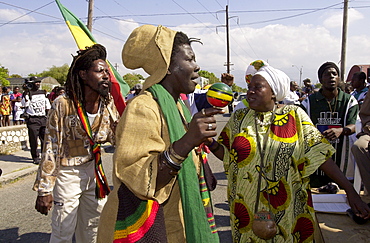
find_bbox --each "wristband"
[209,138,220,152]
[169,144,186,162]
[208,138,217,148]
[159,153,180,176]
[163,150,182,170]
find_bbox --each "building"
[6,77,60,91]
[346,64,370,83]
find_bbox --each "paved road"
[0,114,232,243]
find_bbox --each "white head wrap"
[254,64,290,102]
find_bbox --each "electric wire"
[0,1,55,28]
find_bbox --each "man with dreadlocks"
[33,44,119,243]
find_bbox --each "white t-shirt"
[21,90,51,116]
[14,101,24,121]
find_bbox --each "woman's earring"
[167,69,171,75]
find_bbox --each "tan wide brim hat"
[122,25,177,91]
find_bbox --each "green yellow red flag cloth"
[55,0,129,115]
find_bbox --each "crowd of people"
[24,24,370,243]
[0,83,65,128]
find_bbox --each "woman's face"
[247,74,275,112]
[163,44,200,97]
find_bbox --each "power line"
[171,0,214,29]
[240,3,343,26]
[0,1,55,28]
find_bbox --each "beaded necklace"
[254,105,277,127]
[326,95,338,116]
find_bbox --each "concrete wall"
[0,125,29,154]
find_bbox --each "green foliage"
[27,73,38,77]
[315,83,322,89]
[198,70,219,84]
[41,84,53,92]
[10,74,22,78]
[37,64,69,85]
[2,79,10,87]
[231,84,247,93]
[123,73,145,88]
[0,64,9,87]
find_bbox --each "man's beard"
[85,81,111,98]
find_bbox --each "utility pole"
[340,0,348,82]
[217,5,235,74]
[87,0,94,32]
[225,5,230,74]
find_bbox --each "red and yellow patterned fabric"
[218,105,335,242]
[0,95,11,116]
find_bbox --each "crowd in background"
[0,84,66,127]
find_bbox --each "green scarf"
[148,84,219,243]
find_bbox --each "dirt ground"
[315,192,370,242]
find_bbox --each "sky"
[1,0,370,88]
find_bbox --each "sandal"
[317,182,339,194]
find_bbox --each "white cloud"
[0,9,35,22]
[174,23,343,87]
[117,18,139,36]
[2,16,369,88]
[323,9,364,29]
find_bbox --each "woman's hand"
[173,107,224,157]
[346,191,370,219]
[320,158,370,219]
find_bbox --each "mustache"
[99,80,112,88]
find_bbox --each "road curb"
[0,165,38,186]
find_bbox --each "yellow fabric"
[220,105,336,242]
[66,21,95,49]
[97,91,201,242]
[121,25,177,91]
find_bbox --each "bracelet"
[163,150,182,170]
[208,138,217,148]
[169,144,186,162]
[159,153,179,176]
[209,139,221,152]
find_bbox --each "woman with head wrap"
[97,25,222,242]
[206,62,370,242]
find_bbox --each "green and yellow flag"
[55,0,129,115]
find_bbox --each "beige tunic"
[97,91,200,243]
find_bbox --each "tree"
[198,70,219,84]
[10,74,22,78]
[231,84,247,93]
[0,64,9,87]
[37,64,69,85]
[123,73,145,88]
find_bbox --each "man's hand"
[322,128,343,141]
[221,73,234,86]
[35,194,53,215]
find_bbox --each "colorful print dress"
[219,105,335,242]
[0,95,11,116]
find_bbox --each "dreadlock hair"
[170,32,202,64]
[65,44,109,105]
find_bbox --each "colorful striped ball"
[206,83,233,108]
